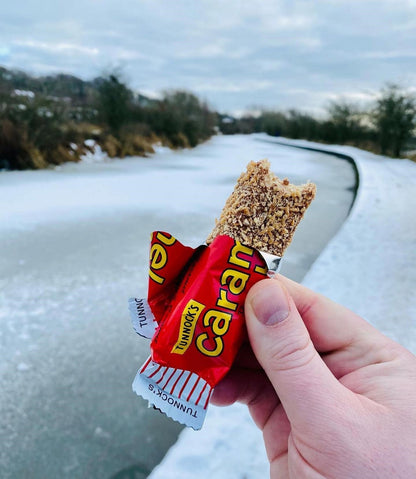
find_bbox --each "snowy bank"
[149,137,416,479]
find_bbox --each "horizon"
[3,63,414,121]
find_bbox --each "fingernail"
[251,280,290,325]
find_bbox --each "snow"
[80,140,108,163]
[84,139,96,148]
[13,89,35,99]
[0,134,336,234]
[148,137,416,479]
[3,135,355,477]
[1,133,414,477]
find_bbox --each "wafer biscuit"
[206,159,316,256]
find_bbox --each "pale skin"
[211,276,416,478]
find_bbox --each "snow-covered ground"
[3,134,413,478]
[0,135,357,478]
[149,137,416,479]
[0,134,350,234]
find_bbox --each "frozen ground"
[149,137,416,479]
[0,134,356,478]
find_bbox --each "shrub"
[0,119,44,170]
[148,90,216,147]
[102,135,122,158]
[25,146,49,169]
[169,132,190,149]
[45,145,78,166]
[120,134,155,157]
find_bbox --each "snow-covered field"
[149,137,416,479]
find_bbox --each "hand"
[211,276,416,478]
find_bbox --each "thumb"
[245,278,344,429]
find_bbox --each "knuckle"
[267,334,316,373]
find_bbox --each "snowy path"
[0,135,356,479]
[149,137,416,479]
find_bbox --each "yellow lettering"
[216,288,237,311]
[229,241,253,269]
[171,300,205,355]
[196,333,223,357]
[211,311,232,336]
[149,269,164,284]
[150,243,167,269]
[254,264,268,275]
[203,310,231,329]
[149,243,167,284]
[220,268,250,295]
[156,232,176,246]
[196,310,232,357]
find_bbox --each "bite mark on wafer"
[206,159,316,256]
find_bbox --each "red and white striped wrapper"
[133,356,212,430]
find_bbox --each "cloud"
[196,79,274,93]
[13,40,99,56]
[0,0,415,112]
[0,45,11,61]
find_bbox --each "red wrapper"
[130,231,269,429]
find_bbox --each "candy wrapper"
[129,232,273,429]
[129,159,316,430]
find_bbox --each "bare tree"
[327,100,363,143]
[97,73,132,135]
[373,84,416,157]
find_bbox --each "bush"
[25,146,49,169]
[45,145,78,166]
[149,90,216,147]
[120,134,155,157]
[169,132,190,149]
[0,67,217,169]
[0,119,49,169]
[102,135,122,158]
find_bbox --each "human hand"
[211,276,416,478]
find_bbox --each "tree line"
[219,84,416,159]
[0,68,216,170]
[0,66,415,170]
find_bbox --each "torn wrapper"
[129,231,279,429]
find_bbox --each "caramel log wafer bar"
[206,159,316,257]
[131,160,316,429]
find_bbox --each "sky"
[1,0,416,115]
